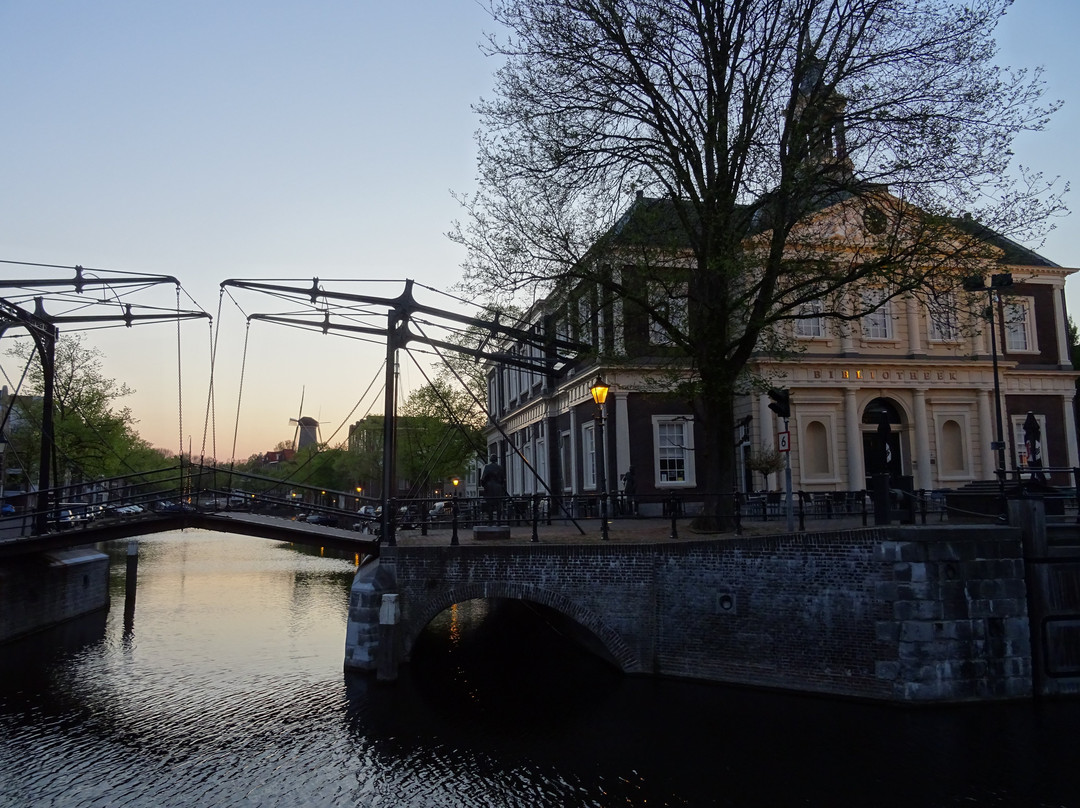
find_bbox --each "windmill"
[288,388,324,450]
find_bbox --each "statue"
[620,466,637,515]
[480,457,505,523]
[1023,411,1045,485]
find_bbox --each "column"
[978,389,994,478]
[1053,286,1071,366]
[568,407,579,495]
[1064,394,1079,468]
[912,389,932,490]
[845,388,863,489]
[614,392,631,478]
[971,323,987,356]
[906,297,923,356]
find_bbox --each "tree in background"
[398,379,485,496]
[452,0,1065,526]
[3,333,167,484]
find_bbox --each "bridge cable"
[203,291,226,465]
[310,357,387,452]
[176,286,184,461]
[408,321,586,534]
[264,358,387,491]
[230,318,252,466]
[0,349,37,493]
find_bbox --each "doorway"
[862,397,905,487]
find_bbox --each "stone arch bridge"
[344,525,1045,703]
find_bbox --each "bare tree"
[451,0,1065,526]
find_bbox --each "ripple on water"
[3,531,1080,808]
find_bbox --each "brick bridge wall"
[345,525,1032,703]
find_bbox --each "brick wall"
[361,525,1032,703]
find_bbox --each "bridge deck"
[0,511,378,558]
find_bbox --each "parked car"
[428,501,454,519]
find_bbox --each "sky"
[1,0,1079,462]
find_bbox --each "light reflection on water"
[0,530,1078,808]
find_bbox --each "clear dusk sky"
[1,0,1078,461]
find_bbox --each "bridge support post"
[124,540,139,627]
[343,553,399,675]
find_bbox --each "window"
[522,437,532,494]
[574,294,594,346]
[795,299,826,338]
[649,281,689,346]
[1011,412,1046,468]
[861,289,893,340]
[652,416,696,486]
[559,430,572,492]
[927,294,960,342]
[582,422,597,489]
[1003,298,1036,352]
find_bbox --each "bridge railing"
[369,477,1080,544]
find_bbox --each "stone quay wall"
[0,548,111,643]
[345,525,1032,703]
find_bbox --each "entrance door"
[862,430,903,481]
[862,398,905,488]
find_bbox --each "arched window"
[862,398,902,426]
[805,421,830,476]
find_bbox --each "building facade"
[481,206,1078,515]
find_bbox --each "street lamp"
[964,272,1013,508]
[450,476,460,545]
[589,375,610,541]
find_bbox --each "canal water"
[1,530,1078,807]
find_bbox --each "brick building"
[480,196,1078,515]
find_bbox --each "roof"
[608,191,1061,269]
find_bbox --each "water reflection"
[0,531,1077,808]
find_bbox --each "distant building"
[263,449,295,464]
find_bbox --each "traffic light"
[768,388,790,419]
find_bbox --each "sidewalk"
[390,513,875,546]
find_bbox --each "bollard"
[733,488,742,536]
[124,540,139,631]
[531,494,539,542]
[669,495,679,540]
[450,501,459,546]
[798,492,805,532]
[376,593,400,682]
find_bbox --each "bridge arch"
[403,581,643,674]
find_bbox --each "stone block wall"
[352,525,1032,703]
[873,527,1031,701]
[0,548,110,643]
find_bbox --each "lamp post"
[964,272,1013,510]
[589,375,610,541]
[450,476,460,545]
